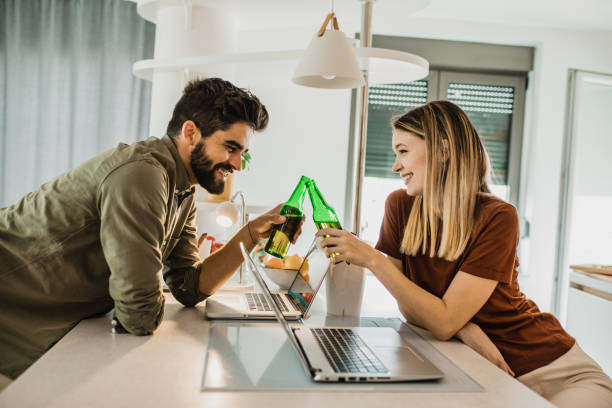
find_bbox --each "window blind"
[365,81,428,178]
[447,83,515,185]
[364,80,516,185]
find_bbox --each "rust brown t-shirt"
[375,189,575,376]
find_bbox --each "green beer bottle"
[306,179,342,230]
[264,176,309,258]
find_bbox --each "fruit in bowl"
[264,257,284,269]
[264,254,310,289]
[283,254,303,271]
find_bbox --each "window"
[357,67,527,244]
[0,0,154,207]
[365,80,429,179]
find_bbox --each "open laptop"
[206,240,328,320]
[240,242,445,383]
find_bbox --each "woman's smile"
[402,172,414,185]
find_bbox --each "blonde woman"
[317,101,612,407]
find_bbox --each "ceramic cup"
[325,261,365,317]
[198,238,212,260]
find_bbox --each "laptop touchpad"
[208,294,245,310]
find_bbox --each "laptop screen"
[258,238,330,316]
[239,242,315,375]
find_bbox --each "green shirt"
[0,135,207,379]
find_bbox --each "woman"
[317,101,612,407]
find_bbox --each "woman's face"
[392,128,427,196]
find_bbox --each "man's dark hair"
[166,78,269,138]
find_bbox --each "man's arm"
[162,199,207,307]
[98,160,168,335]
[163,202,299,301]
[197,204,290,296]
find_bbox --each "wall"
[229,19,612,311]
[215,29,354,256]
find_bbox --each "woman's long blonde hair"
[394,101,491,261]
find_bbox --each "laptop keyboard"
[245,293,289,313]
[311,328,388,374]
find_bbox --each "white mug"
[198,239,212,260]
[325,261,365,317]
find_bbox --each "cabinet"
[566,270,612,376]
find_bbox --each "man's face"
[190,122,252,194]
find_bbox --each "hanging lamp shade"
[292,13,364,89]
[353,47,429,85]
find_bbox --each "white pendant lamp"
[290,0,430,235]
[292,12,365,89]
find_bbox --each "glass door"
[554,70,612,321]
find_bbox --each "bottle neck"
[282,176,309,215]
[307,182,339,224]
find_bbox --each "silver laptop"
[240,242,445,383]
[206,240,328,320]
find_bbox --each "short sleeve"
[375,190,408,259]
[458,203,519,284]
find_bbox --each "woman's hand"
[248,204,304,244]
[315,228,377,268]
[456,322,515,376]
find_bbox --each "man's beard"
[190,141,233,195]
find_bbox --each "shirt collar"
[161,135,195,198]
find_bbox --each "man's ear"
[181,120,200,147]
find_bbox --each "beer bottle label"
[264,176,310,258]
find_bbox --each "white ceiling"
[189,0,612,32]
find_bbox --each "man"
[0,78,290,382]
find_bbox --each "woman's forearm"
[314,228,489,340]
[454,322,515,376]
[368,252,456,340]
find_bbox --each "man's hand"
[456,322,515,376]
[248,203,305,244]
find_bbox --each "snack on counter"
[265,257,284,269]
[283,254,303,270]
[265,253,310,283]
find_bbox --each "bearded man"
[0,78,290,382]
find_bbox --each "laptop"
[240,242,445,383]
[206,239,328,320]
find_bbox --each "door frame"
[553,69,612,320]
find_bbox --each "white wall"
[227,29,353,255]
[227,19,612,312]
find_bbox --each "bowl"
[263,267,299,289]
[263,267,311,291]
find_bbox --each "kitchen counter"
[0,277,553,407]
[566,269,612,376]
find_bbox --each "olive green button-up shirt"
[0,135,207,379]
